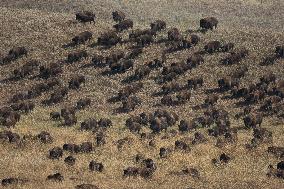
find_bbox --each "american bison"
[222,48,249,65]
[89,161,104,172]
[81,118,97,131]
[218,76,239,91]
[275,45,284,58]
[49,147,63,159]
[8,46,28,59]
[97,31,121,46]
[135,34,154,47]
[114,19,133,32]
[69,75,86,89]
[13,60,39,79]
[39,62,62,79]
[200,17,218,30]
[204,41,221,53]
[243,113,263,129]
[133,66,151,80]
[188,77,203,89]
[129,29,156,40]
[92,54,104,67]
[37,131,53,144]
[76,98,91,110]
[75,11,95,23]
[221,42,234,52]
[67,50,88,63]
[112,10,126,23]
[110,59,133,74]
[168,28,182,41]
[72,31,92,45]
[150,20,166,32]
[187,54,204,69]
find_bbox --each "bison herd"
[0,8,284,188]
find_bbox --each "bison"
[113,19,133,32]
[72,31,92,45]
[75,11,95,23]
[67,50,88,63]
[97,31,121,46]
[112,10,126,23]
[200,17,218,30]
[275,45,284,58]
[168,28,182,41]
[204,41,221,53]
[150,20,166,32]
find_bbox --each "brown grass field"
[0,0,284,188]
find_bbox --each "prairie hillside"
[0,0,284,189]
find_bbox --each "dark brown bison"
[243,113,263,129]
[161,95,173,106]
[188,34,200,45]
[261,55,277,66]
[13,60,39,79]
[221,42,234,52]
[0,130,20,143]
[231,66,248,78]
[69,75,86,89]
[218,76,239,91]
[150,20,166,32]
[200,17,218,30]
[10,101,35,113]
[75,11,95,23]
[81,118,97,131]
[92,54,104,67]
[204,41,221,53]
[8,47,28,59]
[222,48,249,65]
[50,112,60,120]
[89,161,104,172]
[178,120,194,132]
[114,19,133,32]
[110,59,133,73]
[205,94,219,106]
[64,156,76,166]
[188,77,203,89]
[147,58,164,69]
[121,96,141,112]
[97,31,121,46]
[168,28,182,41]
[275,45,284,58]
[47,173,64,182]
[37,131,53,143]
[136,34,154,47]
[75,184,99,189]
[76,98,91,110]
[72,31,92,44]
[187,54,204,69]
[129,29,156,40]
[112,10,126,23]
[39,62,62,79]
[176,91,191,104]
[67,50,88,63]
[128,48,143,59]
[98,118,112,128]
[244,90,265,104]
[161,82,180,94]
[105,50,125,65]
[63,143,80,153]
[49,147,63,159]
[133,66,151,80]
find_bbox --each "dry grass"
[0,0,284,188]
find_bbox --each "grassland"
[0,0,284,188]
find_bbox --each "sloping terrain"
[0,1,284,189]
